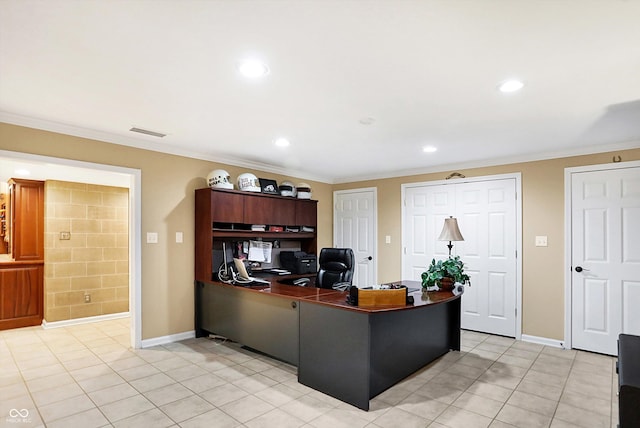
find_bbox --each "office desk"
[195,278,461,410]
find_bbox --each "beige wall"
[44,180,129,321]
[2,122,639,342]
[0,122,333,339]
[334,148,640,340]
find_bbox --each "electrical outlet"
[84,294,91,303]
[535,236,548,247]
[60,231,71,240]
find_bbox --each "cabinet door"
[10,179,44,261]
[296,200,318,227]
[0,264,43,330]
[211,191,244,223]
[244,195,296,225]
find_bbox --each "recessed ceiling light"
[498,79,524,93]
[422,146,438,153]
[274,137,290,147]
[238,59,270,78]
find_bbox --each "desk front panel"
[197,281,300,365]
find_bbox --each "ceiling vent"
[129,127,166,138]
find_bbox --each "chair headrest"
[319,248,354,270]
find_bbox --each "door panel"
[583,278,608,333]
[334,190,376,287]
[571,166,640,355]
[622,280,640,335]
[488,272,507,318]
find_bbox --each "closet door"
[456,179,517,337]
[402,185,455,280]
[402,177,517,337]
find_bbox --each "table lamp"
[438,216,464,257]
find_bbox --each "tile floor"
[0,318,618,428]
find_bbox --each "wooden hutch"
[194,187,317,283]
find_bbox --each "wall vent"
[129,127,166,138]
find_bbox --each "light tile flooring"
[0,318,618,428]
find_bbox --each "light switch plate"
[535,235,548,247]
[176,232,183,243]
[385,235,391,244]
[147,232,158,244]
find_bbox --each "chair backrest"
[316,248,355,289]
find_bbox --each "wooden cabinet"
[9,179,45,261]
[0,262,44,330]
[296,199,317,227]
[244,196,296,225]
[211,190,244,223]
[0,178,45,330]
[0,193,8,254]
[195,188,318,283]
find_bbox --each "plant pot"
[437,277,454,291]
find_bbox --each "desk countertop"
[206,277,460,313]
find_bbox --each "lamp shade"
[438,217,464,242]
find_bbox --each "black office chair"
[316,248,355,289]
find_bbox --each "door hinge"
[515,308,517,317]
[403,247,407,254]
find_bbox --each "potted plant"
[421,256,470,291]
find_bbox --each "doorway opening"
[0,149,142,348]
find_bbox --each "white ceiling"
[1,0,639,184]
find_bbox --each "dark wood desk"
[195,278,461,410]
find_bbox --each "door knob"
[575,266,589,273]
[367,256,373,261]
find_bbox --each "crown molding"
[333,140,640,184]
[0,111,333,184]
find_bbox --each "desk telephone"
[293,278,310,286]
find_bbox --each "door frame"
[563,160,640,351]
[0,149,142,349]
[333,187,378,287]
[401,173,523,339]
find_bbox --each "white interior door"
[334,188,377,287]
[456,180,517,337]
[570,165,640,355]
[402,176,519,337]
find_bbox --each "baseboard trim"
[141,330,195,348]
[42,312,130,329]
[521,334,564,349]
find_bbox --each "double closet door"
[403,177,518,337]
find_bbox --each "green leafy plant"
[421,256,470,290]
